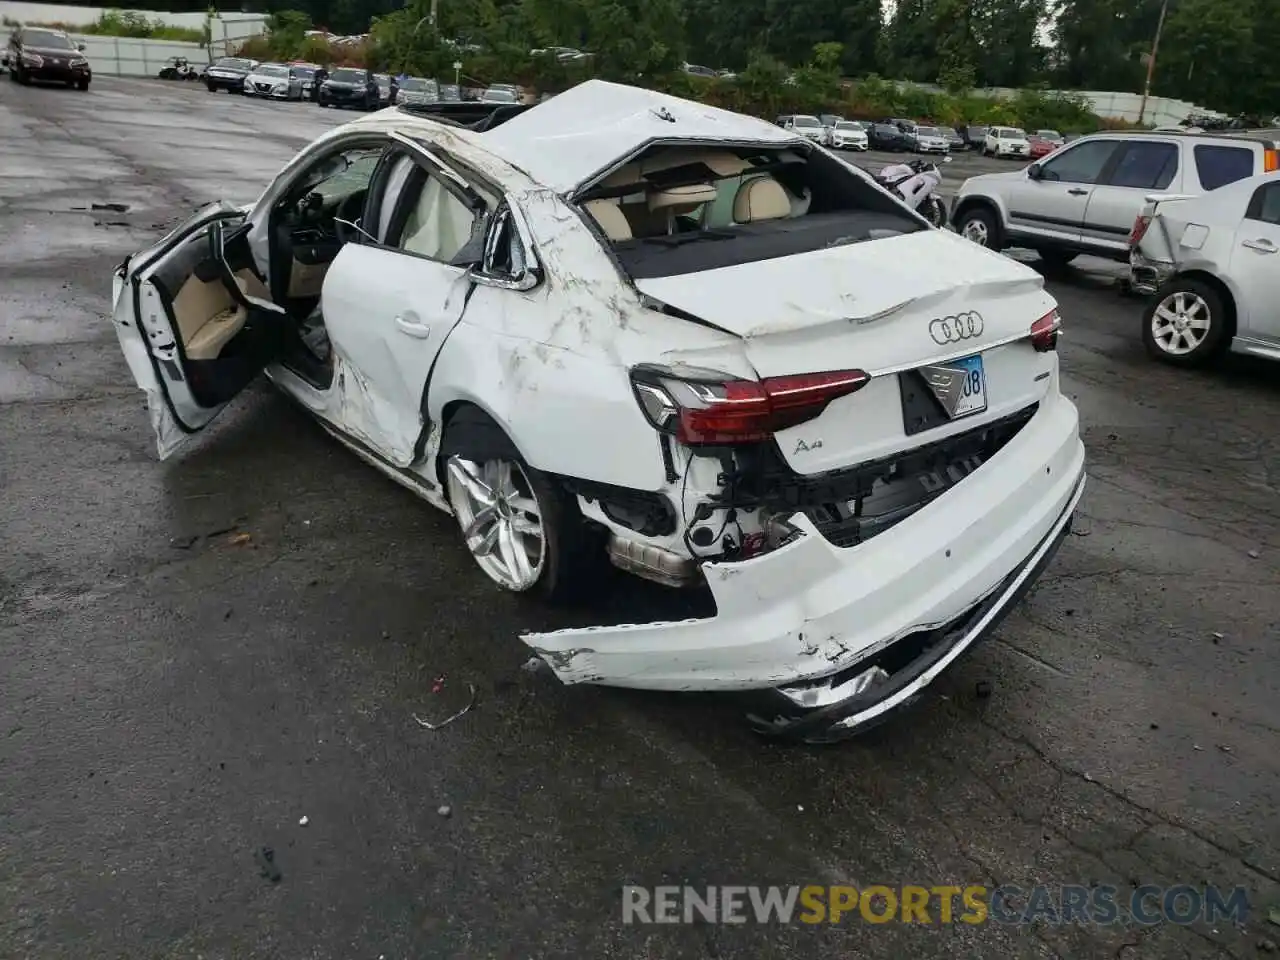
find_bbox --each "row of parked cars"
[775,113,1068,160]
[201,55,519,109]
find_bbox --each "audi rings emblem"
[929,311,984,345]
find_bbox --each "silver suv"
[951,130,1279,266]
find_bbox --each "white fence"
[1,13,266,76]
[0,2,265,32]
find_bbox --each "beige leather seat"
[733,177,791,223]
[585,200,633,241]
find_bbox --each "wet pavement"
[2,77,1278,959]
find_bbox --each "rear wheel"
[206,80,217,92]
[1142,278,1228,367]
[1037,249,1078,268]
[76,79,89,91]
[922,195,947,228]
[441,411,601,602]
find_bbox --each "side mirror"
[1027,163,1043,180]
[77,42,86,51]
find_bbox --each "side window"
[1106,141,1177,190]
[1194,145,1255,191]
[390,169,482,263]
[1246,183,1280,226]
[1038,140,1120,185]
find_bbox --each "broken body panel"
[110,79,1087,739]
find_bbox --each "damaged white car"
[112,81,1086,741]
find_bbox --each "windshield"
[215,58,252,70]
[939,127,958,138]
[917,127,939,137]
[328,68,366,83]
[835,122,862,131]
[293,66,316,78]
[483,89,517,101]
[1004,128,1027,138]
[400,77,430,90]
[23,29,75,49]
[256,65,288,78]
[1036,129,1062,139]
[793,116,820,128]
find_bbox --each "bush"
[18,11,205,44]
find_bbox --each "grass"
[3,11,206,44]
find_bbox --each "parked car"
[939,126,966,151]
[203,56,256,93]
[244,62,304,100]
[681,62,717,77]
[913,125,951,155]
[1027,135,1058,160]
[818,114,844,144]
[963,125,989,149]
[984,127,1031,159]
[395,76,439,106]
[289,62,323,99]
[481,85,519,104]
[6,27,91,89]
[887,117,918,137]
[1033,129,1065,148]
[952,130,1280,265]
[317,67,379,110]
[828,120,869,151]
[107,78,1083,742]
[780,114,825,143]
[372,73,396,106]
[1129,171,1280,366]
[867,122,915,151]
[439,83,461,102]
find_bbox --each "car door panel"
[1005,139,1122,244]
[1230,184,1280,339]
[321,243,474,466]
[112,202,283,458]
[1080,139,1180,252]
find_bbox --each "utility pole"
[1137,0,1170,126]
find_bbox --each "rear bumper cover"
[523,389,1085,735]
[1129,251,1176,296]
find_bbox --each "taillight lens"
[1030,309,1062,352]
[1129,214,1151,248]
[630,367,870,445]
[1264,148,1277,174]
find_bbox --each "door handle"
[395,315,431,338]
[1242,238,1277,253]
[1067,188,1089,196]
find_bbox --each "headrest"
[733,177,791,223]
[585,200,632,241]
[647,183,718,212]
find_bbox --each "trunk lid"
[634,229,1059,473]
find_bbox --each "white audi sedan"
[112,80,1085,741]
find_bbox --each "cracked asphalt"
[2,77,1278,960]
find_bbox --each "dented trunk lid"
[635,229,1060,473]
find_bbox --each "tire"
[1037,249,1078,268]
[17,66,30,85]
[923,195,947,228]
[1142,278,1229,367]
[956,205,1003,249]
[76,79,89,91]
[206,80,217,92]
[440,409,602,602]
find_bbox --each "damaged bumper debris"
[522,393,1086,742]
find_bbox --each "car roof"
[1082,128,1279,147]
[477,79,801,194]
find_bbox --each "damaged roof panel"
[481,79,803,195]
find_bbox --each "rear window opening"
[576,142,924,278]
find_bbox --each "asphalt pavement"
[2,76,1278,960]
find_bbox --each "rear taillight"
[1129,214,1151,248]
[1030,309,1062,352]
[1264,148,1277,174]
[630,367,870,445]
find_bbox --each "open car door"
[112,201,289,459]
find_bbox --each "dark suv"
[317,67,380,110]
[7,27,91,89]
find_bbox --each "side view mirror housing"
[1027,163,1043,180]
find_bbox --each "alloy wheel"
[1150,290,1211,355]
[445,455,546,591]
[961,217,989,246]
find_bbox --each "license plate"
[920,354,987,420]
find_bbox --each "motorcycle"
[157,57,201,81]
[876,156,951,227]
